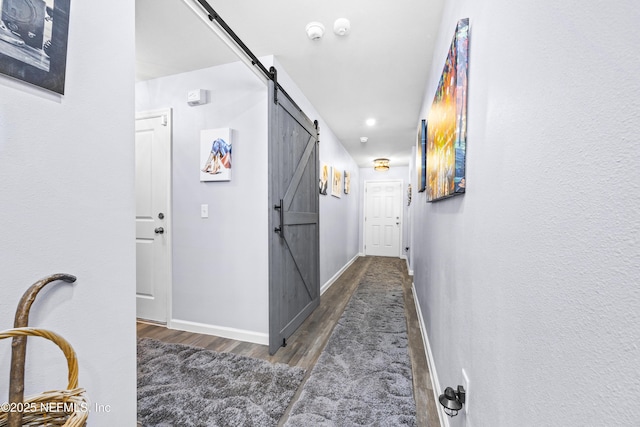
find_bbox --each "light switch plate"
[201,204,208,218]
[462,368,470,417]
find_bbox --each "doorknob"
[154,227,165,234]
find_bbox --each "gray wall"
[264,57,361,288]
[412,0,640,425]
[136,62,270,339]
[0,0,137,424]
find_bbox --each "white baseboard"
[170,319,268,346]
[400,255,413,276]
[321,253,361,295]
[412,283,448,427]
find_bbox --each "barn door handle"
[274,199,284,237]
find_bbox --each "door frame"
[135,108,173,325]
[362,179,404,257]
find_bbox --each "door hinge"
[161,115,168,126]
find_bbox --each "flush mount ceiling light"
[305,22,325,40]
[373,158,390,171]
[333,18,351,36]
[366,118,376,126]
[360,137,368,143]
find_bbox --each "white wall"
[412,1,640,425]
[135,54,363,342]
[358,166,411,265]
[264,57,361,288]
[136,62,270,341]
[0,0,136,425]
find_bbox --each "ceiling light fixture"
[360,137,368,143]
[366,118,376,126]
[305,22,325,40]
[373,158,390,171]
[333,18,351,36]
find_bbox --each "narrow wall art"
[200,128,233,182]
[426,18,469,201]
[319,163,329,195]
[416,119,427,192]
[344,171,351,195]
[0,0,71,94]
[331,167,342,198]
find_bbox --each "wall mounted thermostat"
[187,89,207,106]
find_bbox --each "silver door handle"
[154,227,165,234]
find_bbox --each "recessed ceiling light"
[366,118,376,126]
[360,137,368,143]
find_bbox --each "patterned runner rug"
[284,257,417,426]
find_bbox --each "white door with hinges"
[135,109,172,323]
[364,180,402,257]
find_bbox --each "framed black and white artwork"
[0,0,71,94]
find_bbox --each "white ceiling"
[136,0,445,167]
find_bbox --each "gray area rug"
[285,257,417,426]
[137,338,306,427]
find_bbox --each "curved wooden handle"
[1,327,79,390]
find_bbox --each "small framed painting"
[319,163,329,195]
[331,167,342,198]
[200,128,233,182]
[0,0,71,94]
[344,171,351,194]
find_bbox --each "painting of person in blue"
[202,138,232,174]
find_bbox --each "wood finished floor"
[136,256,440,427]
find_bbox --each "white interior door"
[364,180,402,257]
[135,109,172,323]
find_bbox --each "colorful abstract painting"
[200,128,232,182]
[426,18,469,202]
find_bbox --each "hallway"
[137,256,440,426]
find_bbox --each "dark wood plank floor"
[137,256,440,427]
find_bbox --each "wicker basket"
[0,328,88,427]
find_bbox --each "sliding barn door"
[268,77,320,355]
